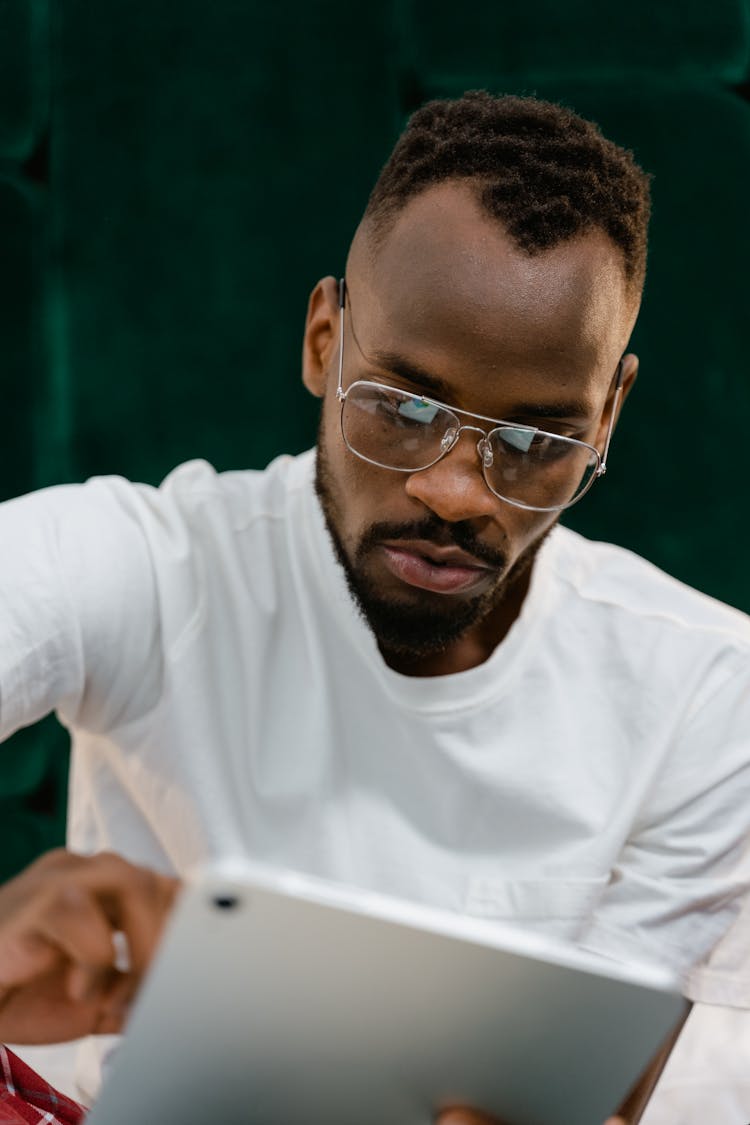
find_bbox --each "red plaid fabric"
[0,1046,86,1124]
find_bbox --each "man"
[1,91,749,1115]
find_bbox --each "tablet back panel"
[88,866,687,1125]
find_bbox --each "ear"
[616,352,639,415]
[597,352,638,446]
[302,276,341,398]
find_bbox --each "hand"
[0,848,179,1044]
[435,1109,628,1124]
[435,1110,507,1124]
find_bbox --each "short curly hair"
[364,91,651,291]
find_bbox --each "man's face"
[303,182,639,668]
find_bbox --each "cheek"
[507,508,559,560]
[344,456,406,531]
[319,398,400,533]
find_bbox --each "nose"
[404,426,498,523]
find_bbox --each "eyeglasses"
[335,279,624,513]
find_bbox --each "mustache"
[357,516,507,570]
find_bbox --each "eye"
[396,397,441,424]
[499,427,537,453]
[495,427,576,463]
[377,393,440,426]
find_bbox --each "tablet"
[87,860,688,1125]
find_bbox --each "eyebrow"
[369,351,452,397]
[369,349,594,423]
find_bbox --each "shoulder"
[0,449,316,625]
[549,525,750,648]
[35,450,317,559]
[155,449,314,533]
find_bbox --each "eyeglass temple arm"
[598,358,625,475]
[336,278,347,401]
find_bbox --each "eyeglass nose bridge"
[439,422,494,469]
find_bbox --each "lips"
[379,539,496,595]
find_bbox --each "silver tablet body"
[88,860,687,1125]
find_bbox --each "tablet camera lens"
[212,894,240,910]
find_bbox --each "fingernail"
[112,930,131,974]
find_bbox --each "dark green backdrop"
[1,0,749,879]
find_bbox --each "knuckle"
[130,864,160,898]
[55,882,89,909]
[159,875,181,902]
[93,850,128,871]
[93,851,143,888]
[32,847,76,874]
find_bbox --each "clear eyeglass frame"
[334,278,624,514]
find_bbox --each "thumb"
[436,1111,505,1125]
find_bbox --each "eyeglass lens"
[341,382,599,511]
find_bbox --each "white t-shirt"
[641,894,750,1124]
[1,448,749,990]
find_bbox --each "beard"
[314,422,549,661]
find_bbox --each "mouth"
[379,539,497,595]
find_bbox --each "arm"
[578,659,750,976]
[0,849,178,1044]
[0,480,160,745]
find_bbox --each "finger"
[95,969,137,1032]
[0,964,117,1044]
[0,885,118,993]
[29,853,178,983]
[90,868,179,1031]
[435,1110,505,1125]
[92,1006,129,1036]
[34,885,125,980]
[92,941,145,1023]
[104,867,179,977]
[56,863,176,1001]
[66,961,118,1004]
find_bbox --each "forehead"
[350,182,636,404]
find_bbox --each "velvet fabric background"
[1,0,748,876]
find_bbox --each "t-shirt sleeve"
[577,655,750,981]
[684,894,750,1007]
[0,478,162,742]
